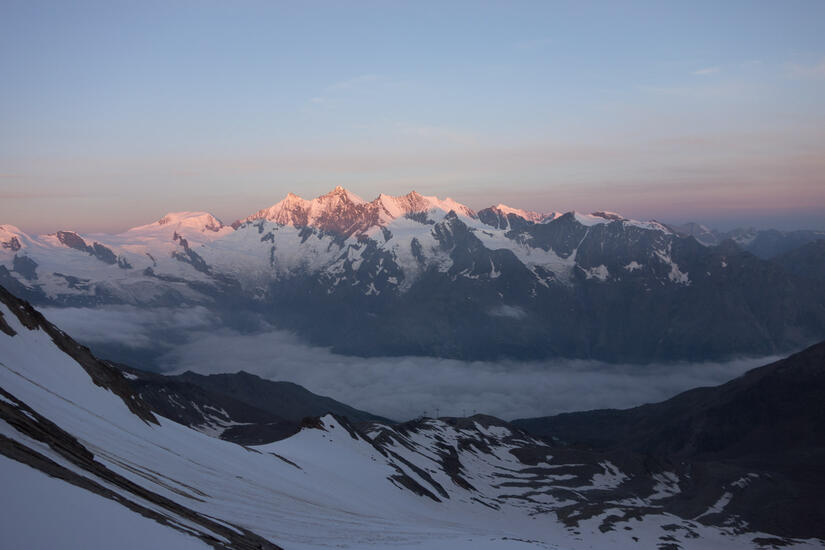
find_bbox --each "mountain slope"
[2,286,824,547]
[669,223,825,259]
[513,341,825,457]
[115,366,391,445]
[0,286,280,549]
[776,239,825,287]
[514,341,825,539]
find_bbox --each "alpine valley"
[2,187,824,363]
[2,286,824,549]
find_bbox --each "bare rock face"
[56,230,118,265]
[1,236,21,252]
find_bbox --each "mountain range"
[1,285,824,548]
[668,222,825,259]
[2,187,824,362]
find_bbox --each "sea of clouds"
[42,306,780,421]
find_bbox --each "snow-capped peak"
[590,211,625,221]
[568,211,671,233]
[491,204,545,223]
[284,192,306,201]
[320,185,366,206]
[237,188,474,235]
[121,212,232,244]
[132,211,228,233]
[0,224,29,239]
[368,190,474,223]
[0,223,24,234]
[241,193,312,227]
[416,193,476,218]
[239,187,368,229]
[372,192,420,222]
[0,224,30,253]
[157,212,226,231]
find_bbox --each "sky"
[2,0,824,234]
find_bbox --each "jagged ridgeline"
[2,187,825,362]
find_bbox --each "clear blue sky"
[2,0,824,233]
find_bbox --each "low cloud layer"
[44,306,779,421]
[43,306,218,349]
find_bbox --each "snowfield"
[1,295,823,549]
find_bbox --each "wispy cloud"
[692,66,721,76]
[41,306,219,349]
[788,58,825,79]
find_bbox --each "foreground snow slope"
[1,288,823,549]
[0,454,210,550]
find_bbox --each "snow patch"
[583,264,609,281]
[488,305,527,319]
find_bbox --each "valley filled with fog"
[43,305,779,421]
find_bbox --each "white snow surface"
[2,301,823,549]
[0,454,210,550]
[491,204,547,223]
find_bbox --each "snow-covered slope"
[2,187,823,362]
[1,289,823,548]
[0,224,32,253]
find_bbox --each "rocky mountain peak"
[590,210,625,221]
[236,188,475,237]
[318,186,365,205]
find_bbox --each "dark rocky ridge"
[513,341,825,539]
[56,230,123,266]
[115,365,392,445]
